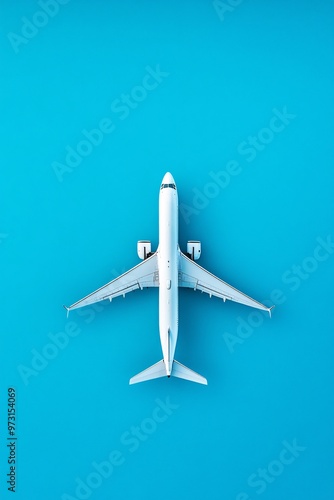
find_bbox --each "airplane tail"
[129,360,166,385]
[172,360,207,385]
[129,360,207,385]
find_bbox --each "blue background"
[1,1,333,499]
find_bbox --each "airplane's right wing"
[179,252,273,315]
[64,252,159,315]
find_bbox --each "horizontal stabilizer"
[130,360,166,385]
[172,360,207,385]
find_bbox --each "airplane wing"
[178,252,273,316]
[64,252,159,315]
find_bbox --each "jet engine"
[137,240,152,260]
[187,240,201,260]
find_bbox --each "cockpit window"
[160,183,176,190]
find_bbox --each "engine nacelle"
[137,240,152,260]
[187,240,201,260]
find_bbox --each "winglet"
[268,305,275,318]
[63,305,70,318]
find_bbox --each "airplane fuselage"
[158,176,179,376]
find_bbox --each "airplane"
[64,172,274,385]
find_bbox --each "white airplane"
[65,172,273,385]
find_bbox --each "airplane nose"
[162,172,175,185]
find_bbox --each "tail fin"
[130,360,166,385]
[172,360,207,385]
[129,359,208,385]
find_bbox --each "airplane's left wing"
[64,252,159,315]
[179,252,273,316]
